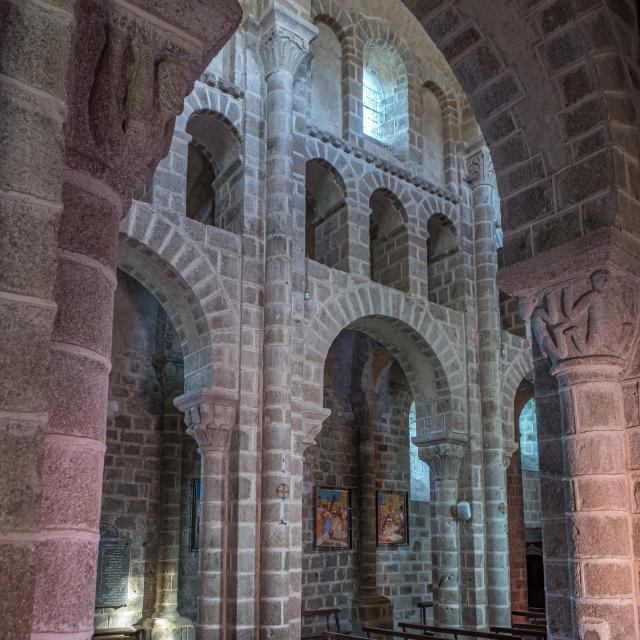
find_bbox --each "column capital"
[292,400,331,455]
[414,430,467,482]
[174,387,237,451]
[518,267,640,370]
[66,1,239,196]
[258,4,318,78]
[466,146,495,188]
[351,391,386,428]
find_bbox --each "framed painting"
[314,486,352,550]
[190,478,201,551]
[376,490,408,545]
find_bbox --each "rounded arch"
[427,213,459,261]
[501,345,534,444]
[403,0,640,263]
[119,202,240,394]
[302,284,467,440]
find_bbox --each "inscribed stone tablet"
[95,521,131,608]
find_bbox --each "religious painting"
[190,478,201,551]
[314,487,352,549]
[376,490,408,545]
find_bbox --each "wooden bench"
[398,621,515,640]
[92,629,142,640]
[303,608,348,640]
[361,625,448,640]
[490,626,547,639]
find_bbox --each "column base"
[141,615,195,640]
[352,594,394,631]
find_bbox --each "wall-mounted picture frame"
[314,486,352,550]
[376,490,408,545]
[190,478,201,551]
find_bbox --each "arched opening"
[306,159,348,270]
[369,189,409,291]
[94,271,199,631]
[426,214,459,307]
[420,86,445,185]
[310,21,343,137]
[507,380,544,619]
[362,40,409,150]
[185,112,242,231]
[302,330,433,634]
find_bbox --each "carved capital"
[416,440,466,482]
[174,388,237,451]
[520,269,640,369]
[466,148,495,187]
[351,392,386,428]
[66,0,239,195]
[259,5,317,78]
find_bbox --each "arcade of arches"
[2,1,640,640]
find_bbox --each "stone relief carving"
[522,269,639,366]
[466,148,495,187]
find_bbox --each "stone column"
[502,261,640,640]
[146,362,194,640]
[29,4,239,639]
[467,148,511,626]
[175,389,238,640]
[258,6,317,639]
[415,428,466,628]
[291,402,332,637]
[351,394,394,630]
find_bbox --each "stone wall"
[96,273,164,629]
[178,435,201,621]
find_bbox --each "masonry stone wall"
[96,273,165,629]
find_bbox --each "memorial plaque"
[95,521,131,608]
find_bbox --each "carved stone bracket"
[519,268,640,369]
[258,4,318,78]
[174,387,238,451]
[292,400,331,455]
[502,440,519,469]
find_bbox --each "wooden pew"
[303,608,348,639]
[490,625,547,639]
[361,625,447,640]
[92,629,142,640]
[397,622,514,640]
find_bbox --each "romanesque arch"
[119,201,241,393]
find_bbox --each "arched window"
[519,398,539,472]
[409,402,429,501]
[362,40,408,149]
[310,21,342,137]
[185,113,242,231]
[421,85,445,185]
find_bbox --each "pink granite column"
[26,3,241,638]
[511,266,640,640]
[176,389,238,640]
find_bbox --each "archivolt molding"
[119,201,241,393]
[500,330,533,444]
[301,277,467,437]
